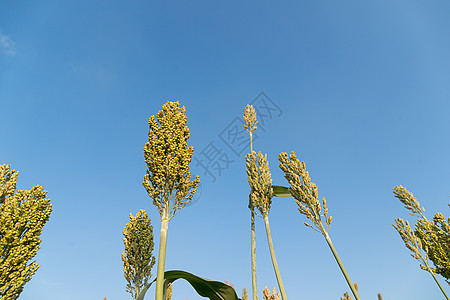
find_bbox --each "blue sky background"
[1,1,450,299]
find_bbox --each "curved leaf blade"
[272,185,292,198]
[164,270,240,300]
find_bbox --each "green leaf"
[163,270,240,300]
[272,185,292,198]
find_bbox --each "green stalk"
[428,265,450,299]
[251,210,258,300]
[263,214,287,300]
[136,283,151,300]
[324,232,360,300]
[155,214,169,300]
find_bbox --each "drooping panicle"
[278,151,360,300]
[415,214,450,281]
[393,218,430,269]
[393,186,450,299]
[393,185,426,219]
[278,151,331,233]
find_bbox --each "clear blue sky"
[1,1,450,299]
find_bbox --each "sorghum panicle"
[142,101,200,219]
[246,151,273,216]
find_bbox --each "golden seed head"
[340,292,352,300]
[323,197,328,217]
[242,288,249,300]
[246,151,273,216]
[0,164,52,300]
[262,287,280,300]
[122,209,156,298]
[393,185,425,218]
[0,164,19,203]
[243,104,258,134]
[142,101,200,218]
[166,283,173,300]
[278,151,330,233]
[393,217,433,271]
[326,216,332,227]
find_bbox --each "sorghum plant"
[0,164,52,300]
[243,104,259,300]
[416,213,450,282]
[278,151,360,300]
[166,283,172,300]
[242,287,249,300]
[340,292,352,300]
[393,185,449,299]
[143,101,200,300]
[246,151,287,300]
[262,287,280,300]
[340,283,358,300]
[122,209,156,300]
[395,185,450,282]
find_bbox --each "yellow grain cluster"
[0,164,52,299]
[246,151,273,217]
[122,209,155,299]
[278,152,331,233]
[262,287,280,300]
[243,104,258,134]
[142,101,200,219]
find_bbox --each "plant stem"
[251,209,258,300]
[430,269,450,300]
[136,282,151,300]
[155,215,169,300]
[324,232,360,300]
[263,215,287,300]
